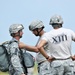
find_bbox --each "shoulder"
[66,28,75,34]
[9,41,19,54]
[41,32,50,41]
[9,41,18,48]
[62,28,74,32]
[43,32,50,36]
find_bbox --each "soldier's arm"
[37,42,54,62]
[19,42,39,52]
[37,39,47,49]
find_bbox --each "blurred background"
[0,0,75,75]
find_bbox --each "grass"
[33,62,38,75]
[0,71,9,75]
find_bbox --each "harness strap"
[38,60,47,65]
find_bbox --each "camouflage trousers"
[73,61,75,75]
[50,58,74,75]
[38,61,51,75]
[9,66,27,75]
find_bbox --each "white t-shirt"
[36,33,51,63]
[41,28,75,59]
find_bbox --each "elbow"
[36,50,39,53]
[37,46,42,51]
[34,48,39,53]
[36,46,41,52]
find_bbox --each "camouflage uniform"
[8,24,27,75]
[38,61,51,75]
[8,38,27,75]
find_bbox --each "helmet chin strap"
[14,34,21,38]
[36,28,43,36]
[18,31,22,38]
[14,31,22,38]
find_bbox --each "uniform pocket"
[51,61,62,68]
[69,62,74,67]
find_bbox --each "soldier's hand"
[47,56,55,62]
[71,55,75,61]
[19,42,26,49]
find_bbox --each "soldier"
[29,20,53,75]
[37,15,75,75]
[8,24,38,75]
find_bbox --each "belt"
[38,60,47,65]
[38,57,71,65]
[54,57,71,60]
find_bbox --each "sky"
[0,0,75,56]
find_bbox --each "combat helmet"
[9,24,24,35]
[29,20,44,31]
[49,14,63,25]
